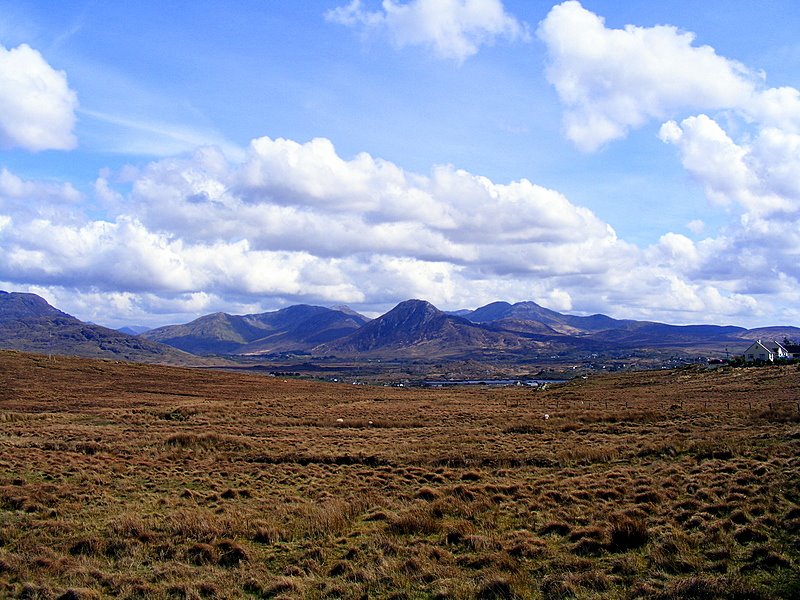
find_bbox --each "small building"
[742,340,790,362]
[785,344,800,359]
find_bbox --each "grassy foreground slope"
[0,350,798,599]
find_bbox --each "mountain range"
[145,297,799,360]
[143,304,369,355]
[327,300,800,360]
[2,290,798,364]
[0,291,195,364]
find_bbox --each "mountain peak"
[392,298,440,314]
[0,291,69,322]
[142,304,367,355]
[464,301,514,323]
[0,291,192,363]
[376,299,447,331]
[316,299,505,357]
[330,305,367,319]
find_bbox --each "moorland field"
[0,350,798,599]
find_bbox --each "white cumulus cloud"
[0,139,640,325]
[530,2,800,327]
[3,128,798,328]
[660,115,799,217]
[327,0,529,62]
[537,1,757,151]
[0,43,78,151]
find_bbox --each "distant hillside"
[0,291,71,322]
[464,300,636,335]
[143,304,368,355]
[143,312,264,354]
[92,294,798,363]
[736,326,800,343]
[330,305,370,320]
[117,325,151,335]
[0,291,197,364]
[481,317,564,337]
[238,305,370,354]
[316,299,529,358]
[588,322,748,348]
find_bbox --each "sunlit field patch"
[1,351,798,598]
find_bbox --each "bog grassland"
[0,350,798,599]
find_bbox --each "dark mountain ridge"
[5,291,796,364]
[0,290,70,322]
[142,297,797,360]
[315,299,526,358]
[0,291,195,364]
[117,325,150,336]
[589,322,748,347]
[463,300,638,335]
[317,299,793,359]
[142,304,369,355]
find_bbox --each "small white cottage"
[742,340,789,362]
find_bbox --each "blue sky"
[1,1,799,329]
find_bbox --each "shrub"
[476,575,516,599]
[68,537,105,557]
[608,515,649,552]
[461,471,481,481]
[293,498,361,538]
[733,526,768,545]
[649,532,701,574]
[387,506,440,536]
[260,577,304,597]
[216,539,249,567]
[416,486,440,501]
[109,514,152,542]
[253,523,284,544]
[540,574,578,599]
[186,542,218,565]
[651,575,765,600]
[56,588,100,600]
[164,432,246,451]
[540,521,571,537]
[168,509,223,541]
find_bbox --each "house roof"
[743,339,797,357]
[768,341,788,351]
[744,340,774,354]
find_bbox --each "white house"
[786,344,800,359]
[742,340,790,362]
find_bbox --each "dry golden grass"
[0,350,798,598]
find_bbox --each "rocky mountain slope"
[316,299,529,358]
[0,291,196,364]
[145,298,800,360]
[142,304,369,355]
[6,291,798,364]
